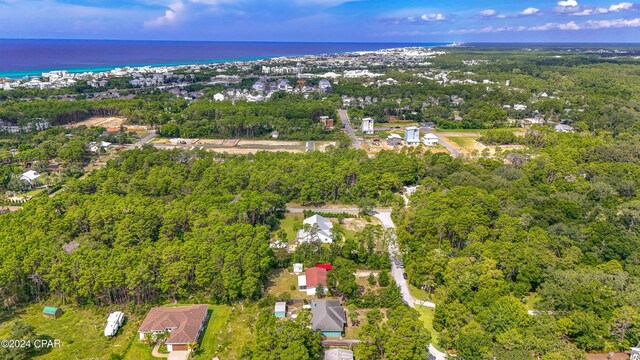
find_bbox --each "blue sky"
[0,0,639,42]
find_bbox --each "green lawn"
[266,269,314,300]
[277,214,302,245]
[194,305,256,360]
[434,128,523,134]
[126,341,156,360]
[409,284,435,302]
[0,304,139,360]
[416,306,444,352]
[447,136,478,149]
[525,293,541,311]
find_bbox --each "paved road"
[371,210,443,360]
[286,206,392,215]
[129,130,157,149]
[420,127,459,157]
[288,205,445,359]
[337,109,361,150]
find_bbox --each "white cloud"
[479,9,498,16]
[144,0,184,27]
[585,17,640,28]
[609,2,634,11]
[519,7,540,16]
[421,13,446,21]
[558,0,578,7]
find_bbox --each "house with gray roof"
[324,349,354,360]
[311,300,346,337]
[297,214,334,244]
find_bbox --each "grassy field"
[193,305,256,360]
[434,127,523,134]
[266,269,315,300]
[0,304,139,359]
[126,341,156,360]
[447,136,478,149]
[525,293,541,311]
[277,213,303,245]
[416,306,443,352]
[408,284,435,302]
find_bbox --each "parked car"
[403,273,408,279]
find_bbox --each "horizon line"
[2,38,640,45]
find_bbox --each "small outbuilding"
[293,263,304,274]
[275,302,287,318]
[43,306,62,319]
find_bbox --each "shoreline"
[0,41,449,79]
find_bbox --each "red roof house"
[306,267,327,288]
[316,264,333,270]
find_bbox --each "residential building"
[138,304,208,353]
[104,311,125,337]
[88,141,112,153]
[324,349,354,360]
[320,116,334,129]
[293,263,304,274]
[422,133,439,146]
[213,93,225,101]
[361,118,374,134]
[319,79,333,92]
[274,302,287,318]
[387,133,403,146]
[311,300,346,337]
[554,124,574,133]
[297,214,334,244]
[404,127,420,146]
[19,170,40,185]
[299,267,327,296]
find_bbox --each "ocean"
[0,39,445,78]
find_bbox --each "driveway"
[167,351,189,360]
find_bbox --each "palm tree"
[187,342,198,358]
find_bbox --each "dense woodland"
[1,47,640,359]
[395,131,640,358]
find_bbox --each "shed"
[298,275,307,290]
[293,263,304,274]
[43,306,62,319]
[275,302,287,318]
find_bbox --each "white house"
[104,311,125,337]
[422,133,439,146]
[213,93,225,101]
[361,118,374,135]
[554,124,574,133]
[88,141,112,153]
[293,263,304,274]
[404,127,420,146]
[297,214,334,244]
[19,170,40,184]
[513,104,527,111]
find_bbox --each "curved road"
[289,205,444,359]
[371,210,444,360]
